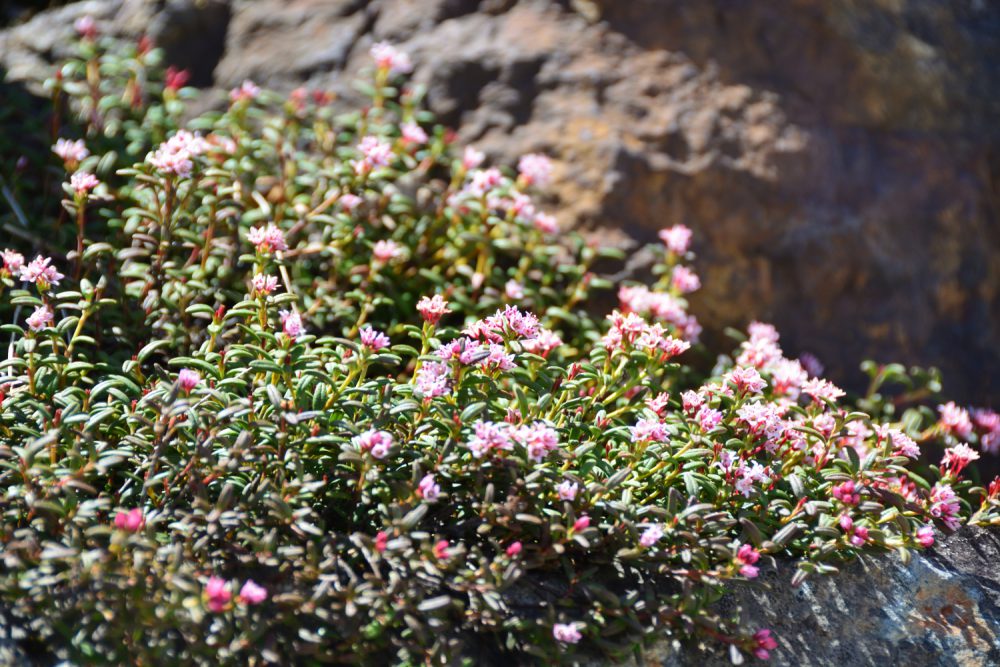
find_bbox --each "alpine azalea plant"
[1,25,999,666]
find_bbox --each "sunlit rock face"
[627,526,1000,666]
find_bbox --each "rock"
[633,526,1000,666]
[2,0,1000,404]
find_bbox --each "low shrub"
[2,25,999,665]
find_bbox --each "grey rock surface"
[646,526,1000,666]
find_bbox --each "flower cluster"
[1,33,998,667]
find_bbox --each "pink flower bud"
[113,508,145,532]
[753,628,778,659]
[205,577,231,612]
[177,368,200,392]
[552,622,582,644]
[238,579,267,605]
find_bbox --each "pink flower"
[728,366,767,394]
[465,305,540,341]
[832,480,860,506]
[417,294,451,324]
[733,461,771,497]
[812,413,836,438]
[340,193,363,211]
[747,321,780,343]
[53,138,89,165]
[639,524,663,548]
[479,343,515,372]
[694,406,721,433]
[635,322,690,358]
[735,543,760,578]
[229,79,261,103]
[512,422,560,462]
[462,146,485,170]
[753,629,778,660]
[506,541,522,557]
[849,525,869,547]
[557,480,579,501]
[533,212,558,234]
[972,408,1000,434]
[464,167,503,198]
[2,249,24,275]
[938,401,973,439]
[646,392,671,416]
[238,580,267,605]
[517,153,552,187]
[375,530,389,553]
[251,273,279,295]
[177,368,200,392]
[522,329,563,357]
[433,539,450,560]
[20,256,64,290]
[572,515,591,532]
[370,42,413,75]
[916,525,935,548]
[875,424,920,459]
[942,443,980,475]
[247,224,288,253]
[670,265,701,293]
[681,390,704,414]
[736,401,783,438]
[401,121,427,145]
[737,336,782,371]
[70,171,100,194]
[26,306,54,332]
[113,508,144,532]
[354,428,394,460]
[552,622,582,644]
[354,136,394,175]
[205,577,231,612]
[360,326,390,351]
[973,408,1000,454]
[630,417,670,443]
[147,130,208,177]
[372,240,403,263]
[658,225,692,254]
[802,378,846,404]
[74,16,98,39]
[770,359,808,398]
[416,361,451,398]
[417,474,441,501]
[465,420,513,458]
[507,192,536,220]
[279,310,305,340]
[504,279,524,300]
[929,483,962,530]
[438,337,484,365]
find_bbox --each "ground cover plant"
[2,23,1000,666]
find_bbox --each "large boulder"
[2,0,999,404]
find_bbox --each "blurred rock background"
[3,0,1000,404]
